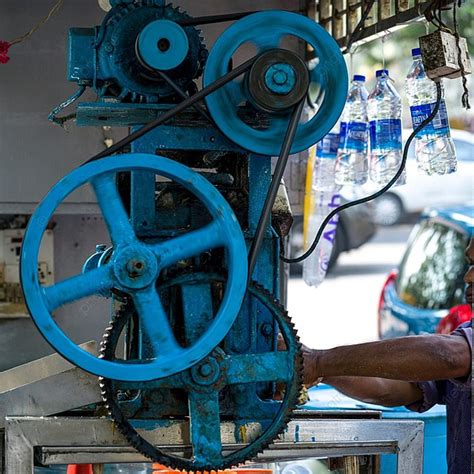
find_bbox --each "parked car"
[370,129,474,226]
[379,203,473,339]
[289,199,376,275]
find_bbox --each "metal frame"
[4,415,423,473]
[308,0,456,49]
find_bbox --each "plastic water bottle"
[335,74,369,186]
[368,69,406,186]
[313,122,340,191]
[405,47,457,175]
[303,191,340,288]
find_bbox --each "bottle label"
[316,132,339,158]
[410,100,450,137]
[340,121,367,152]
[369,119,402,151]
[339,122,348,146]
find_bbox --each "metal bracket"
[3,415,423,473]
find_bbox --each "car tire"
[373,193,404,226]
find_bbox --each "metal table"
[3,413,424,473]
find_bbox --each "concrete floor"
[288,224,414,350]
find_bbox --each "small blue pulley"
[21,154,248,382]
[204,11,348,156]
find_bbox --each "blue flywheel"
[204,11,348,156]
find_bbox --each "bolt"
[273,70,288,85]
[264,63,297,95]
[261,322,273,336]
[104,42,114,54]
[127,259,146,277]
[199,363,213,377]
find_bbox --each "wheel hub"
[264,63,297,95]
[247,49,309,113]
[113,245,158,289]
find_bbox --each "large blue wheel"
[21,154,248,382]
[204,11,348,156]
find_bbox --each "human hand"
[301,344,323,388]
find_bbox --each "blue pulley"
[137,19,190,71]
[21,154,248,382]
[204,11,348,156]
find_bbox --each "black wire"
[343,0,377,53]
[281,81,443,265]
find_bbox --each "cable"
[281,81,443,265]
[0,0,64,64]
[9,0,64,46]
[343,0,377,54]
[453,0,470,109]
[48,85,86,127]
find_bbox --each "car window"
[397,219,468,309]
[454,139,474,162]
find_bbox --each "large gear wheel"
[96,1,208,103]
[99,274,303,470]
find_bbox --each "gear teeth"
[98,3,208,103]
[99,275,303,470]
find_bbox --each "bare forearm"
[323,376,422,407]
[308,335,470,382]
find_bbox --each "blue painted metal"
[422,204,474,235]
[204,11,348,155]
[138,20,189,71]
[21,154,248,381]
[23,6,315,467]
[264,63,297,95]
[67,2,207,102]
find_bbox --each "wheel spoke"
[150,220,225,269]
[132,287,180,355]
[91,173,136,245]
[43,264,115,311]
[225,352,292,385]
[188,390,222,463]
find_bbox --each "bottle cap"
[353,74,366,82]
[376,69,389,78]
[411,47,421,57]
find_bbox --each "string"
[0,0,64,64]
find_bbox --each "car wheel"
[373,193,404,226]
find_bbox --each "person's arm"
[321,376,423,407]
[304,333,471,385]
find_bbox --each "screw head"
[199,363,213,377]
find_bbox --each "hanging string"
[0,0,64,64]
[453,0,470,109]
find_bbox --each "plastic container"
[302,191,341,288]
[335,74,369,186]
[405,47,457,175]
[313,122,340,191]
[367,69,406,186]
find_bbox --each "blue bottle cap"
[412,47,421,57]
[376,69,389,77]
[353,74,366,82]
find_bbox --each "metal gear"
[96,1,208,103]
[99,274,303,470]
